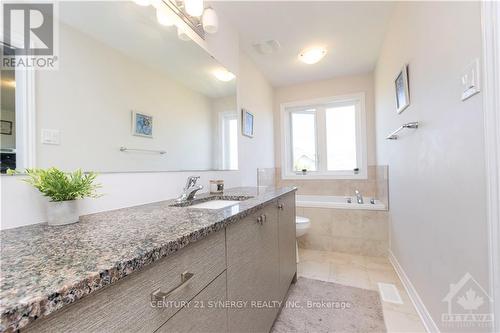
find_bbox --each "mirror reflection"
[0,1,238,173]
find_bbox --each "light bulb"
[202,7,218,34]
[156,6,174,26]
[213,68,235,82]
[184,0,203,17]
[298,47,327,64]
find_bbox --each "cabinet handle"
[257,215,264,225]
[277,203,284,210]
[151,271,194,301]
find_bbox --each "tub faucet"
[355,190,364,204]
[176,176,203,202]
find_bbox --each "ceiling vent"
[252,40,281,55]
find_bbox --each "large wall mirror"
[0,1,238,174]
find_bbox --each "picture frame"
[0,120,13,135]
[131,111,153,138]
[395,64,410,114]
[241,108,254,138]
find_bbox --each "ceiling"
[214,1,395,87]
[58,2,236,98]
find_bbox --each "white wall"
[237,52,275,186]
[374,2,489,331]
[273,73,376,167]
[0,12,276,230]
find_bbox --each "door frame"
[481,1,500,331]
[1,32,36,171]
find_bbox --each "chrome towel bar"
[386,122,419,140]
[119,146,166,154]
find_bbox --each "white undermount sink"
[188,200,241,209]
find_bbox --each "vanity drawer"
[25,231,226,333]
[156,271,227,333]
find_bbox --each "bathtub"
[296,195,386,211]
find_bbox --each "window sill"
[281,172,368,180]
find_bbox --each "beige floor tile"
[367,268,404,289]
[383,308,426,333]
[329,264,373,290]
[324,251,366,268]
[297,248,426,332]
[297,260,330,282]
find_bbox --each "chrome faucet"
[355,190,364,204]
[176,176,203,202]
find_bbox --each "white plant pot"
[47,200,80,226]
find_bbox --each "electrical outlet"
[461,58,480,101]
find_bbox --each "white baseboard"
[388,250,440,333]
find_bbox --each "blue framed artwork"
[132,111,153,138]
[242,108,254,138]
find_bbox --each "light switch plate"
[41,129,60,145]
[461,58,480,101]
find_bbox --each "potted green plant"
[9,168,101,226]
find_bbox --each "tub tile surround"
[0,186,296,332]
[276,165,388,202]
[297,207,389,256]
[263,166,390,256]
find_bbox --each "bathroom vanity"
[0,187,297,333]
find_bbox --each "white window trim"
[218,111,238,170]
[280,93,367,180]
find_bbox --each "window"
[220,112,238,170]
[281,93,367,179]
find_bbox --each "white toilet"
[295,216,311,262]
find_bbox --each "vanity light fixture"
[202,7,218,34]
[213,68,235,82]
[1,80,16,88]
[183,0,203,17]
[156,6,174,26]
[298,47,327,64]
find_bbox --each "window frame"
[280,93,367,180]
[218,111,238,170]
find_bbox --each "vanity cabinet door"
[155,272,227,333]
[277,192,297,299]
[226,203,280,333]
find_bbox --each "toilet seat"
[296,216,310,224]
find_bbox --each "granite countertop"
[0,186,296,332]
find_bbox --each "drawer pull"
[256,214,267,224]
[151,271,194,301]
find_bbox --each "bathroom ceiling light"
[202,7,218,34]
[156,6,174,26]
[298,47,327,64]
[184,0,203,17]
[213,68,235,82]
